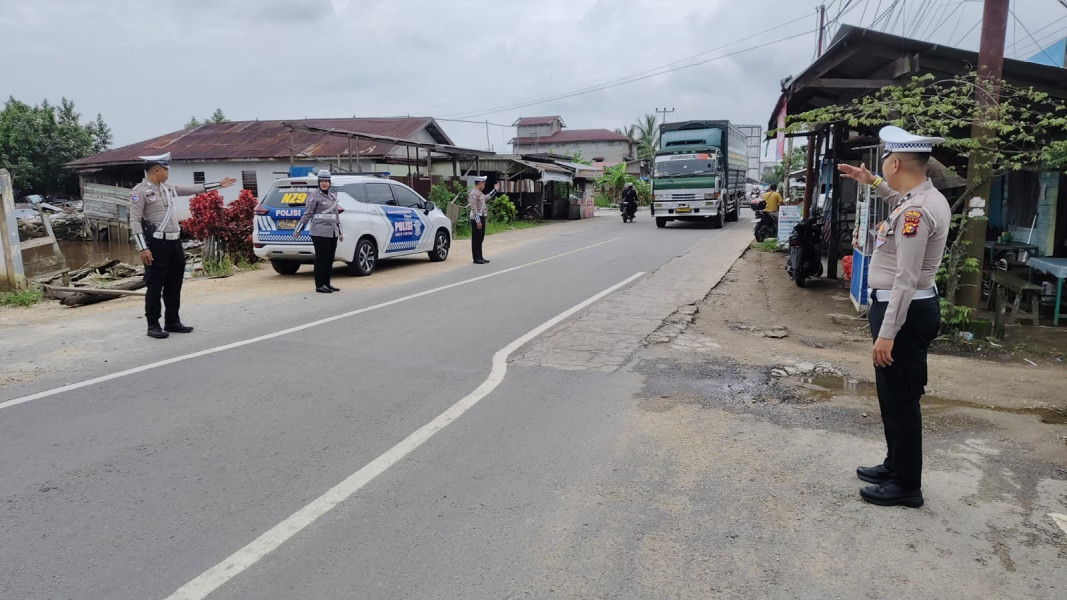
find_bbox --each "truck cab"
[651,120,746,229]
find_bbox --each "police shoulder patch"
[130,194,140,203]
[902,210,921,237]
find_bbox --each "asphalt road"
[1,211,751,600]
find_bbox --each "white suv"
[253,174,452,276]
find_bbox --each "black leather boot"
[856,464,894,484]
[147,324,170,339]
[860,482,924,508]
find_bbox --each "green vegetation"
[0,288,44,307]
[594,195,614,208]
[0,96,111,196]
[185,108,229,129]
[751,240,783,253]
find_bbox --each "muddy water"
[23,240,141,278]
[803,375,1067,425]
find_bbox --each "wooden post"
[348,136,353,172]
[355,137,362,172]
[802,132,817,219]
[0,169,28,291]
[827,125,843,279]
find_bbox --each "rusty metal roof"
[67,117,453,168]
[510,129,633,145]
[512,116,564,126]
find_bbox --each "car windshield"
[654,153,718,178]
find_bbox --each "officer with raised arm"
[130,153,236,339]
[837,126,951,508]
[468,176,500,264]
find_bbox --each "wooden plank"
[43,284,146,297]
[19,236,56,250]
[810,78,899,89]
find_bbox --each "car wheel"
[428,229,450,262]
[656,217,667,228]
[270,260,300,275]
[347,238,377,276]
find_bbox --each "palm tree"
[634,114,659,160]
[614,124,637,140]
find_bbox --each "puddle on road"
[801,376,1067,425]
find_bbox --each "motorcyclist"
[621,182,638,223]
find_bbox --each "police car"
[253,174,452,276]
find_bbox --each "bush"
[183,189,257,265]
[0,288,44,307]
[488,193,517,225]
[594,195,614,208]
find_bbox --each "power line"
[952,13,983,45]
[1009,6,1064,64]
[439,17,815,121]
[1011,24,1067,58]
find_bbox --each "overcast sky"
[2,0,1063,157]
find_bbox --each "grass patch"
[0,288,44,307]
[594,195,615,208]
[235,257,261,272]
[751,239,783,253]
[454,220,545,240]
[201,254,235,277]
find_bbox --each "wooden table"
[1028,257,1067,326]
[985,241,1038,264]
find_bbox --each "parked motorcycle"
[749,189,764,211]
[752,200,778,242]
[787,215,824,287]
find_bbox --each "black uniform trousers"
[311,235,338,288]
[144,238,185,327]
[868,295,940,490]
[470,219,485,262]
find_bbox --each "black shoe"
[316,285,333,293]
[164,322,194,333]
[474,259,486,264]
[327,285,341,292]
[860,482,924,508]
[147,325,170,339]
[857,464,895,484]
[482,258,490,263]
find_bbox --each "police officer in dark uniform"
[838,126,952,508]
[129,153,236,339]
[293,170,343,293]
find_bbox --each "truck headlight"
[703,192,719,200]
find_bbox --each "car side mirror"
[424,201,436,213]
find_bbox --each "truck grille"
[671,193,697,201]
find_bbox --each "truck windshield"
[654,153,718,178]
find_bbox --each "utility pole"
[655,107,675,126]
[957,0,1009,311]
[817,4,826,57]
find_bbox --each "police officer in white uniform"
[129,153,236,339]
[838,126,952,508]
[292,170,343,293]
[468,177,500,264]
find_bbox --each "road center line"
[0,237,621,412]
[163,271,645,600]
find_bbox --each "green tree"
[595,162,634,202]
[0,96,112,196]
[762,146,806,185]
[570,151,591,165]
[785,72,1067,326]
[635,114,659,160]
[185,108,229,129]
[614,124,637,139]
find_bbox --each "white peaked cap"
[879,126,944,153]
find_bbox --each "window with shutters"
[193,171,205,184]
[242,170,258,197]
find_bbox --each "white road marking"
[164,272,645,600]
[0,238,621,413]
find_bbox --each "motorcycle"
[621,197,637,223]
[786,215,824,287]
[749,189,764,211]
[752,200,778,242]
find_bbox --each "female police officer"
[293,170,343,293]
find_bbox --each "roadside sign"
[777,205,802,245]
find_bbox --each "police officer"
[838,126,951,508]
[468,177,500,264]
[293,170,342,293]
[130,153,236,339]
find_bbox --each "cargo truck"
[651,120,749,228]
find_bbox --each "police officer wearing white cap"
[837,126,952,508]
[468,177,500,264]
[292,170,343,293]
[129,153,236,339]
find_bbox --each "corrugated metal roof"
[511,129,633,145]
[512,116,564,126]
[67,117,452,168]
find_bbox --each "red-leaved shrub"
[183,189,257,264]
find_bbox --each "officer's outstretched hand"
[220,177,238,188]
[837,163,876,185]
[140,249,153,266]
